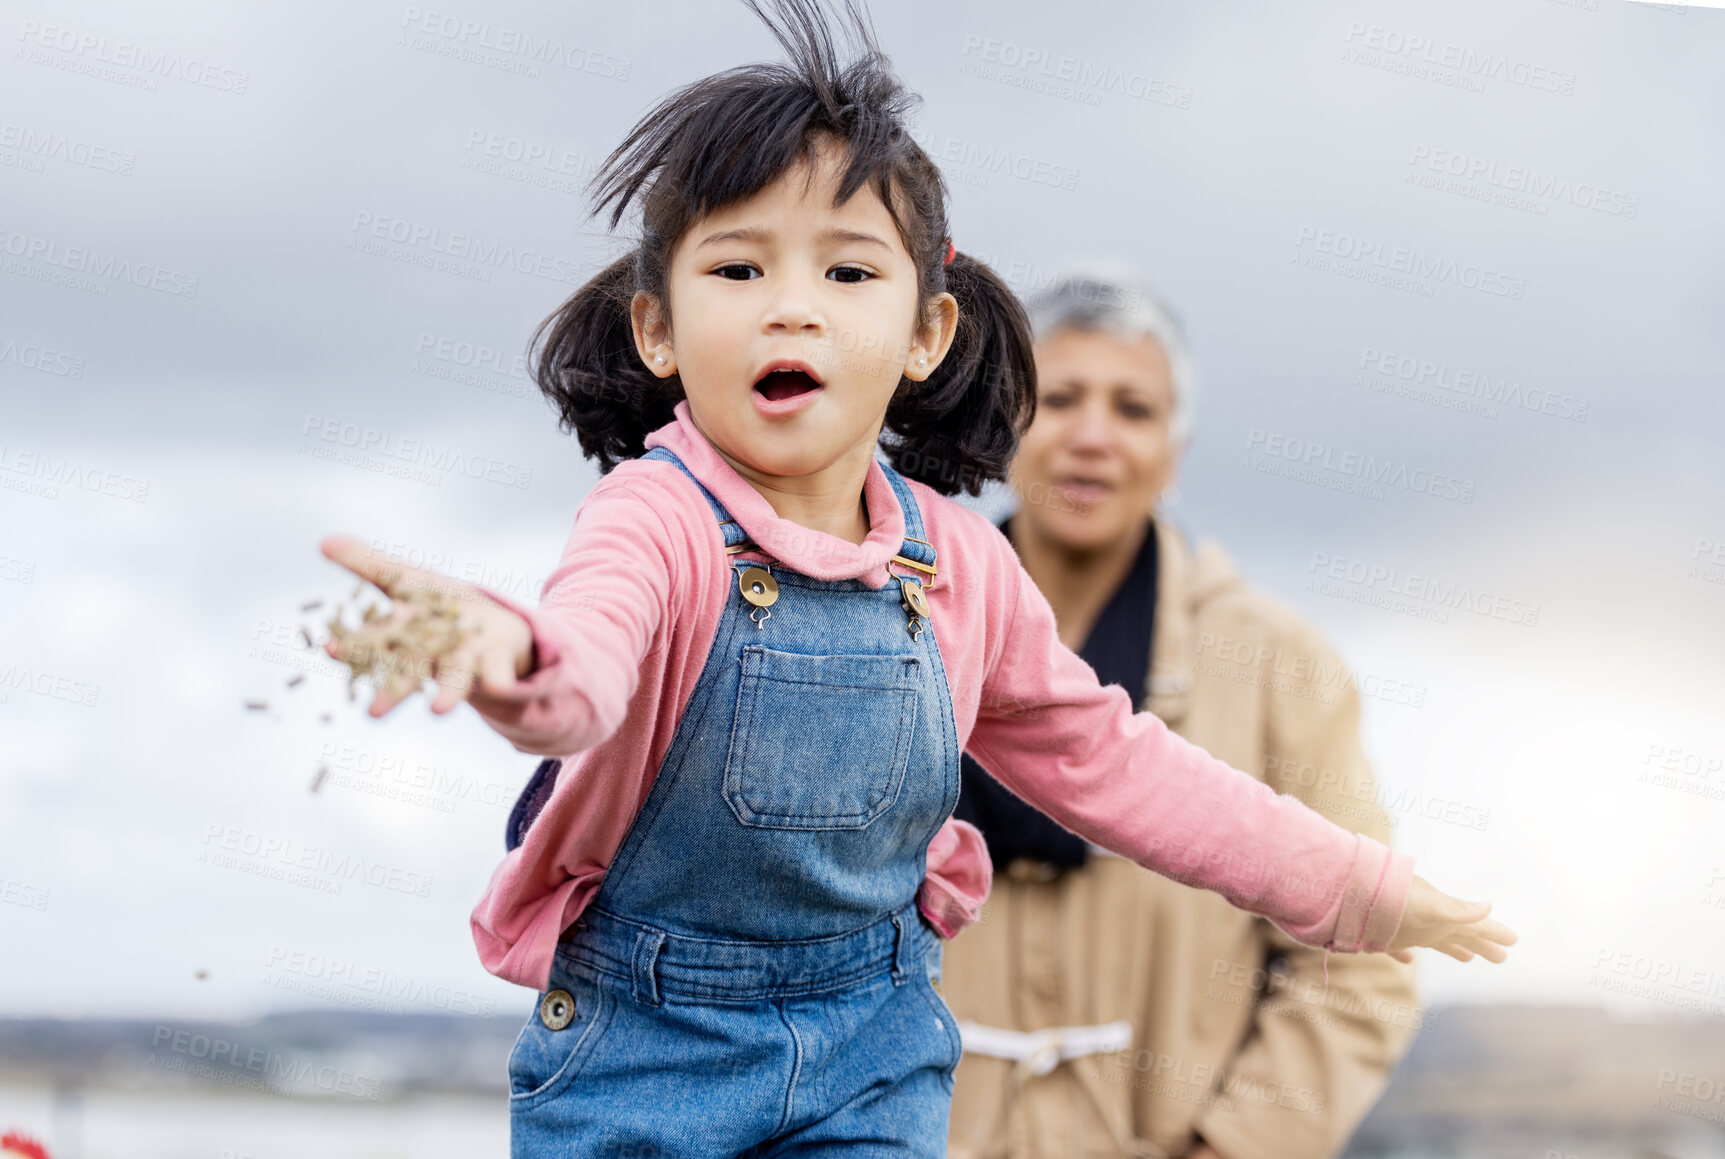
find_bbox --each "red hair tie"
[1,1131,51,1159]
[942,240,956,267]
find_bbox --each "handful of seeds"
[324,572,472,703]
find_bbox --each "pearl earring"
[655,354,665,365]
[918,356,926,366]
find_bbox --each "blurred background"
[1,0,1722,1155]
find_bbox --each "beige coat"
[944,516,1423,1159]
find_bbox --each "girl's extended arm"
[462,473,680,756]
[319,466,679,757]
[965,548,1492,957]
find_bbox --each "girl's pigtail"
[530,252,681,474]
[885,251,1038,498]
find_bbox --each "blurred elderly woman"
[943,264,1421,1159]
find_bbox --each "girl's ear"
[630,290,677,378]
[904,292,959,382]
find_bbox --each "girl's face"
[632,136,955,489]
[1009,326,1181,552]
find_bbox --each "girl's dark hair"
[529,0,1036,497]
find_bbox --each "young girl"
[320,0,1515,1152]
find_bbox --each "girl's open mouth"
[754,368,822,402]
[750,362,825,417]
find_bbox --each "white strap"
[957,1019,1134,1078]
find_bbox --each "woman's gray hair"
[1022,259,1197,448]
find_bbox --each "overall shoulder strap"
[509,446,735,852]
[638,446,750,551]
[879,458,938,578]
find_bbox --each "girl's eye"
[714,263,760,281]
[828,265,874,284]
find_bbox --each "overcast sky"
[2,0,1722,1022]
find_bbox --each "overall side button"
[540,989,576,1030]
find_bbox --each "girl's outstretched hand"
[318,534,535,719]
[1385,874,1518,965]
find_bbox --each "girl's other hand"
[1385,874,1518,964]
[318,534,535,719]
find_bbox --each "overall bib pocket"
[723,645,920,830]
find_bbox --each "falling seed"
[244,700,268,712]
[311,765,328,794]
[319,713,333,725]
[296,627,314,650]
[325,581,468,705]
[286,675,305,689]
[194,970,209,981]
[300,599,324,612]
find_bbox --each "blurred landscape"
[1,1004,1722,1158]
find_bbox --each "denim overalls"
[504,445,965,1156]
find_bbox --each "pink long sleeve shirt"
[467,401,1413,991]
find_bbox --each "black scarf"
[952,516,1159,874]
